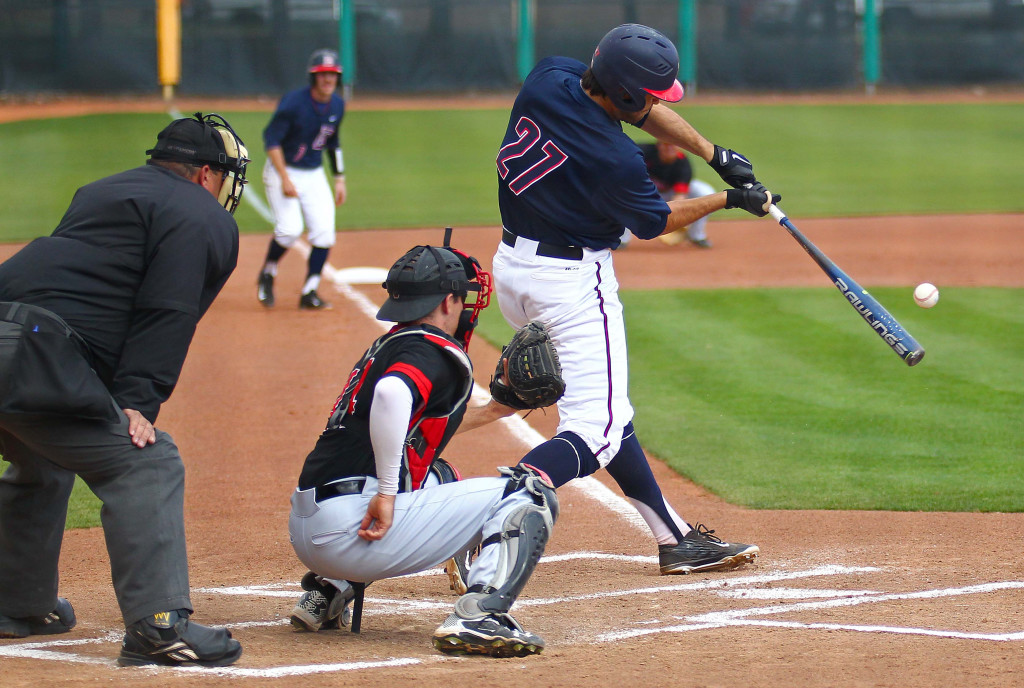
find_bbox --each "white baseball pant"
[492,236,633,466]
[262,162,336,249]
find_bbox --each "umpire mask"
[147,112,250,215]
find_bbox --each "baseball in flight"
[913,282,939,308]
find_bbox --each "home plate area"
[2,553,1023,678]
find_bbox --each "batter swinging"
[493,24,779,574]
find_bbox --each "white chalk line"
[597,579,1024,643]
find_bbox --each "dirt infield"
[0,214,1022,687]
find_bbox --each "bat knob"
[905,349,925,367]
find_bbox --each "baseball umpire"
[258,48,348,310]
[287,239,560,657]
[0,113,248,667]
[492,25,778,575]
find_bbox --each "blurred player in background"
[621,141,718,249]
[258,48,347,310]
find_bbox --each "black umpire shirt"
[0,164,238,422]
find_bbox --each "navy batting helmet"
[308,48,342,75]
[590,24,684,113]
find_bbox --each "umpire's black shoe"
[117,610,242,667]
[658,523,759,575]
[257,272,275,307]
[0,598,77,638]
[299,290,331,310]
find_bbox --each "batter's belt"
[502,228,583,261]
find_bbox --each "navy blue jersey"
[263,87,345,169]
[496,57,670,249]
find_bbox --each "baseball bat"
[767,205,925,367]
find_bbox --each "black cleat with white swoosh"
[117,610,242,667]
[658,523,759,575]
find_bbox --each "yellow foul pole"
[156,0,181,101]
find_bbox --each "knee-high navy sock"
[518,432,600,488]
[605,422,687,545]
[307,246,330,279]
[264,238,287,266]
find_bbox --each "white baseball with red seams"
[914,282,940,308]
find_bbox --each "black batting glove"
[725,184,781,218]
[709,144,757,188]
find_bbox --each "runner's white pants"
[262,162,336,249]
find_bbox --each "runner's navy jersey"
[496,57,670,250]
[263,86,345,169]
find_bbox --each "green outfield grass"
[478,287,1024,512]
[0,102,1022,241]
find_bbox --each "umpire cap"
[147,112,250,214]
[377,245,477,323]
[147,113,241,169]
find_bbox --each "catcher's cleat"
[117,610,242,667]
[257,272,275,307]
[432,612,544,658]
[0,598,77,639]
[299,290,331,310]
[658,523,759,575]
[290,572,353,632]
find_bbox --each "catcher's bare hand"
[358,493,395,541]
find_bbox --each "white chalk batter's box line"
[3,560,1023,679]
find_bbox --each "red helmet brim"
[644,79,684,103]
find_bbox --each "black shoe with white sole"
[658,523,759,575]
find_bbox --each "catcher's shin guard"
[454,465,558,619]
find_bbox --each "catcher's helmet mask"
[147,112,250,214]
[377,240,492,349]
[590,24,684,113]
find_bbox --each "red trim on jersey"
[385,362,433,402]
[407,417,451,489]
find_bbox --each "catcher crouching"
[287,233,563,657]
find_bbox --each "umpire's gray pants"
[0,412,191,626]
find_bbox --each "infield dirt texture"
[0,96,1022,687]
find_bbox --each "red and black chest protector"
[324,325,474,492]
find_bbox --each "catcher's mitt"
[490,321,565,410]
